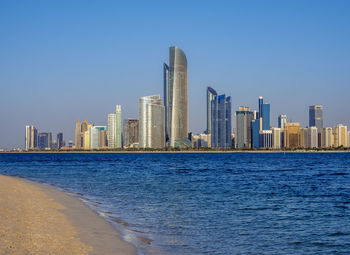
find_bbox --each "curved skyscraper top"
[164,46,189,147]
[206,86,217,134]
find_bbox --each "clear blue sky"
[1,0,349,149]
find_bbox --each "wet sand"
[0,175,136,255]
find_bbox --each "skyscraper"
[38,132,52,150]
[272,127,282,149]
[309,105,323,129]
[25,125,37,150]
[235,107,254,148]
[139,95,165,148]
[284,123,301,148]
[209,90,232,148]
[75,120,82,149]
[334,124,347,147]
[258,97,270,130]
[107,105,122,149]
[307,126,318,148]
[90,126,107,149]
[251,119,260,148]
[278,115,287,129]
[123,119,139,148]
[57,133,63,149]
[321,127,333,148]
[107,113,116,148]
[206,86,217,134]
[164,46,189,148]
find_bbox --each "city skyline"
[1,1,350,149]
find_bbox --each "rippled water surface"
[1,152,350,254]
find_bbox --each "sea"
[0,152,350,255]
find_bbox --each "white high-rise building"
[272,127,281,149]
[107,105,122,149]
[25,125,37,150]
[334,124,348,148]
[139,95,165,148]
[307,126,318,148]
[115,105,122,148]
[322,127,333,148]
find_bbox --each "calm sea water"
[0,153,350,254]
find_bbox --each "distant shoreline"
[1,150,350,153]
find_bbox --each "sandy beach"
[0,175,136,255]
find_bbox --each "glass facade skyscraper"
[309,105,323,129]
[139,95,165,148]
[206,86,232,148]
[164,46,189,148]
[206,86,217,134]
[258,97,270,130]
[235,107,254,148]
[107,105,122,149]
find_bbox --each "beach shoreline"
[0,174,136,255]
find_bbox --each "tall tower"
[309,105,323,129]
[25,125,37,150]
[75,120,82,149]
[206,86,217,134]
[107,105,122,149]
[164,46,189,147]
[139,95,165,148]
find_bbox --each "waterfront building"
[107,105,122,149]
[348,131,350,148]
[210,93,232,148]
[334,124,348,147]
[321,127,333,148]
[90,126,107,149]
[307,126,318,148]
[251,119,260,148]
[259,130,272,148]
[100,130,107,148]
[235,107,254,148]
[139,95,165,149]
[38,132,52,150]
[278,115,287,129]
[123,119,139,148]
[164,46,189,148]
[300,128,308,148]
[284,123,300,148]
[272,127,281,149]
[25,125,37,150]
[206,86,217,135]
[309,105,323,130]
[75,120,82,149]
[258,96,270,130]
[75,120,93,149]
[191,133,211,148]
[57,133,63,149]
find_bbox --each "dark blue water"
[0,153,350,254]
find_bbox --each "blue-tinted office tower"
[206,86,217,134]
[258,96,264,119]
[251,119,260,148]
[309,105,323,129]
[210,91,232,148]
[225,97,232,146]
[262,103,270,130]
[258,96,270,130]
